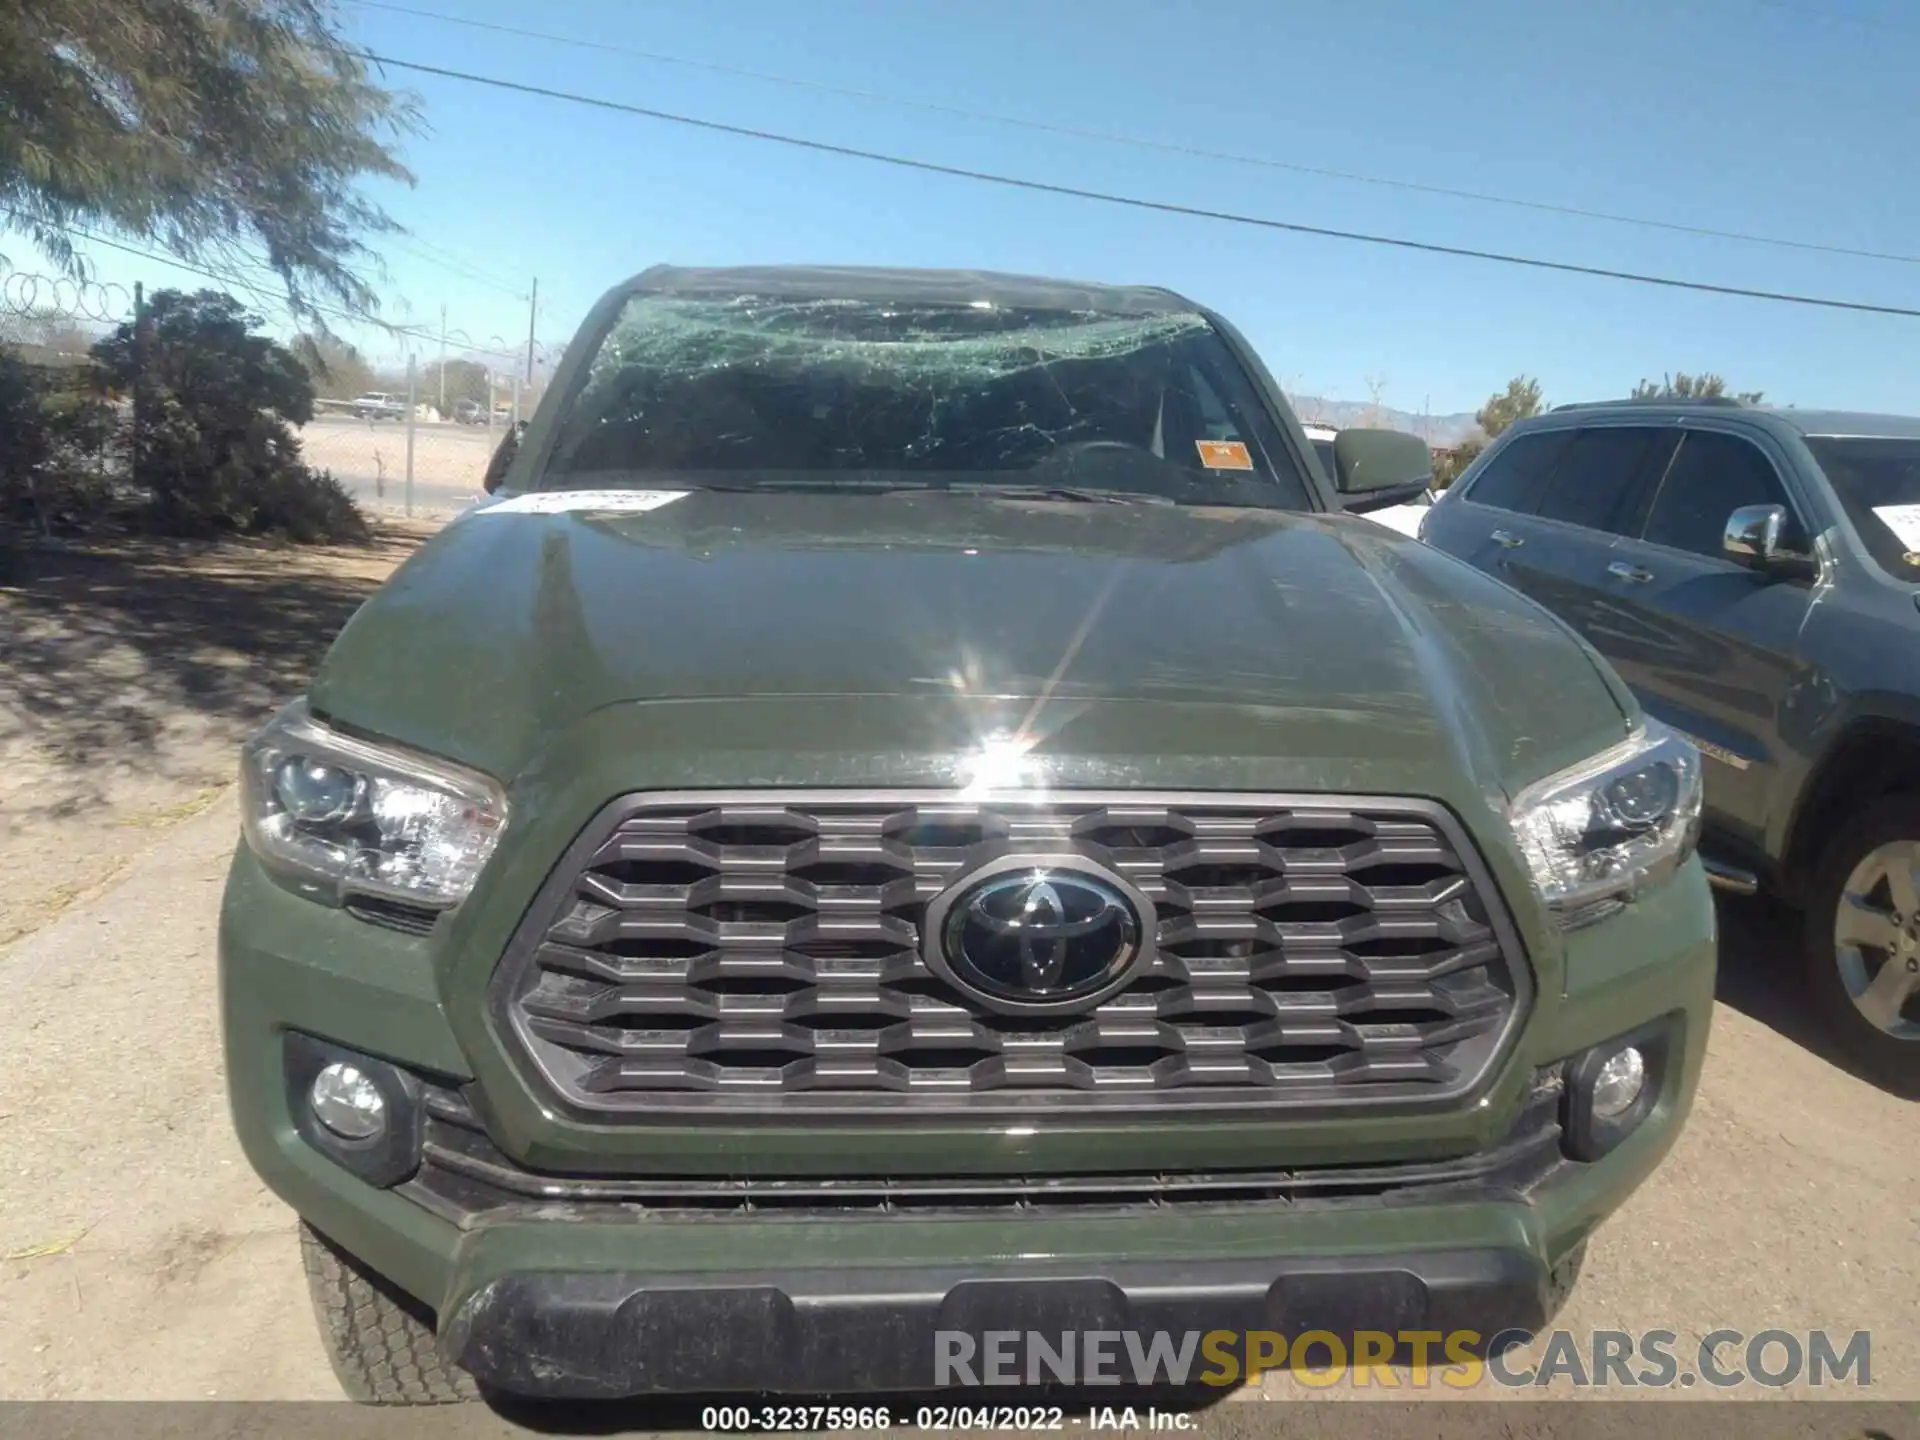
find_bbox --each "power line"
[363,53,1920,321]
[348,0,1920,268]
[11,219,525,360]
[388,234,528,297]
[1745,0,1916,32]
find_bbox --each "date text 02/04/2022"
[698,1406,1198,1431]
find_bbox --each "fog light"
[1590,1046,1645,1118]
[309,1062,388,1140]
[1562,1016,1674,1162]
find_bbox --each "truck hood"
[310,489,1635,796]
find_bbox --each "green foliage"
[0,0,415,318]
[1476,376,1545,440]
[1430,438,1486,491]
[0,350,120,531]
[240,463,370,544]
[1631,372,1765,404]
[87,289,365,539]
[0,287,366,544]
[293,331,376,401]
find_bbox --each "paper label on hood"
[476,489,691,516]
[1871,503,1920,551]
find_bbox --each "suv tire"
[300,1222,477,1404]
[1804,794,1920,1096]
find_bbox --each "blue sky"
[14,0,1920,416]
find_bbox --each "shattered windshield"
[537,293,1315,508]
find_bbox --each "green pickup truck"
[220,265,1715,1402]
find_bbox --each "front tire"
[300,1222,477,1404]
[1803,795,1920,1096]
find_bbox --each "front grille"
[401,1067,1567,1225]
[491,791,1529,1117]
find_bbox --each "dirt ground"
[0,521,439,947]
[0,523,1914,1419]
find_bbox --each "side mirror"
[481,420,526,494]
[1329,428,1435,513]
[1723,504,1815,578]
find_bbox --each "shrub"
[245,465,371,545]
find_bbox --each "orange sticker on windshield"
[1196,439,1254,470]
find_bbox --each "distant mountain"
[1285,395,1481,448]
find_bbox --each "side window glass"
[1532,427,1675,536]
[1642,431,1791,558]
[1463,431,1572,513]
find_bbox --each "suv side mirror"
[1723,504,1815,578]
[482,421,526,494]
[1329,429,1434,513]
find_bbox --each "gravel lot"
[0,525,1913,1417]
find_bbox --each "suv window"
[1803,436,1920,582]
[1463,430,1574,512]
[1531,427,1675,535]
[1641,430,1792,558]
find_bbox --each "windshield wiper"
[952,485,1176,506]
[665,480,941,495]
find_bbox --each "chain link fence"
[298,329,565,521]
[297,360,523,522]
[0,271,564,529]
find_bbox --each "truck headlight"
[240,699,507,909]
[1509,719,1702,927]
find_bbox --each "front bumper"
[221,833,1717,1398]
[444,1249,1546,1398]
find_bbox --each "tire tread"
[299,1221,476,1405]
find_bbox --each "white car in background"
[351,391,408,421]
[1304,423,1434,538]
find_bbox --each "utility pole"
[130,282,149,497]
[404,352,418,519]
[525,277,538,387]
[438,303,448,415]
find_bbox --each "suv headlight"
[1509,719,1703,927]
[239,700,507,909]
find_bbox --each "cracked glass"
[538,293,1314,508]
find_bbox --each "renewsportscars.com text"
[934,1328,1873,1389]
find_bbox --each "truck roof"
[616,264,1195,317]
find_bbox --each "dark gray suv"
[1423,397,1920,1092]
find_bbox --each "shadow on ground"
[0,528,423,821]
[1712,890,1916,1098]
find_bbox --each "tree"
[1364,373,1389,427]
[1631,372,1764,404]
[0,0,415,318]
[91,288,365,539]
[293,331,375,401]
[1476,376,1546,440]
[1431,438,1485,491]
[0,349,117,533]
[421,357,491,412]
